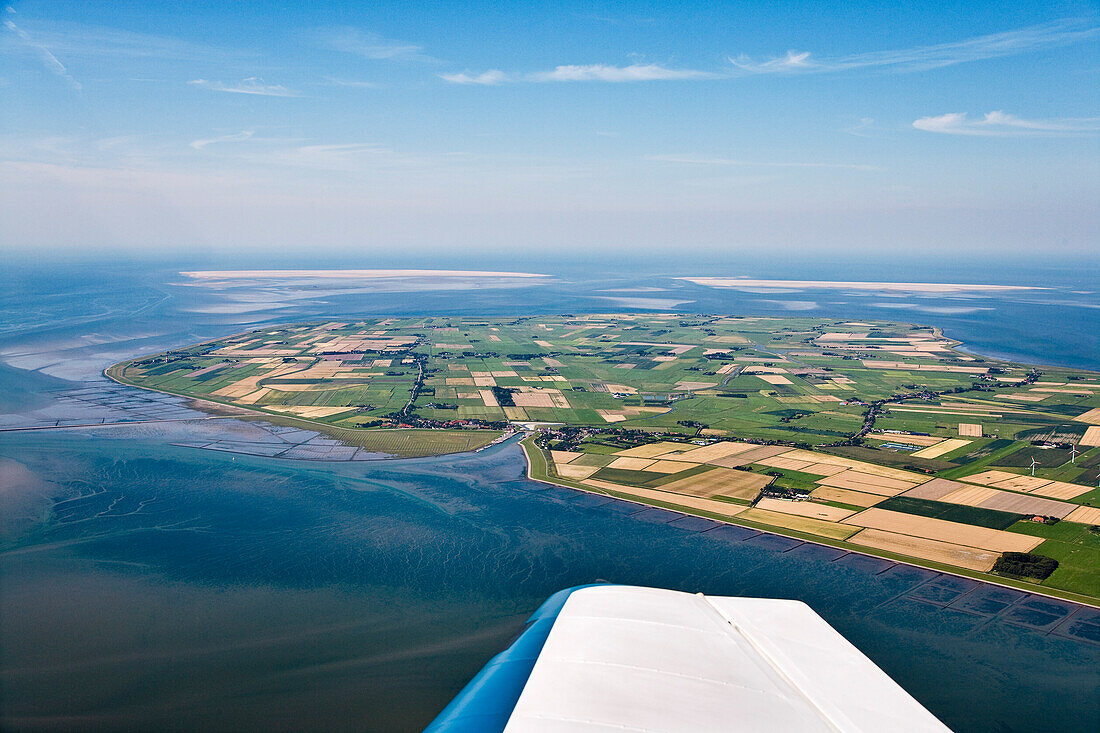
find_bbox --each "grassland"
[111,314,1100,601]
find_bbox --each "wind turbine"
[1029,456,1039,476]
[1070,444,1079,464]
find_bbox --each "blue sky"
[1,1,1098,260]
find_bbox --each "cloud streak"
[190,130,255,150]
[439,63,715,84]
[319,28,438,62]
[730,19,1099,75]
[913,111,1100,136]
[188,77,299,97]
[3,10,81,90]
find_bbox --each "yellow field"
[665,441,760,464]
[554,463,601,480]
[737,508,860,540]
[265,405,355,418]
[607,456,658,470]
[848,529,1000,572]
[958,423,983,437]
[939,485,1000,507]
[646,460,698,474]
[778,450,926,482]
[841,508,1043,552]
[754,497,856,522]
[551,450,582,464]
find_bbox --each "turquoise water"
[1,261,1098,731]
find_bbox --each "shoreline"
[517,436,1100,610]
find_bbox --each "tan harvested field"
[841,508,1043,552]
[659,468,771,500]
[709,445,792,467]
[912,438,971,459]
[866,432,944,446]
[992,474,1057,492]
[903,478,970,500]
[847,529,1000,572]
[939,485,1000,507]
[645,460,698,474]
[962,469,1020,486]
[958,423,984,437]
[265,405,354,418]
[968,490,1075,519]
[554,463,601,480]
[1081,426,1100,447]
[551,450,582,465]
[663,441,760,464]
[815,470,921,496]
[756,455,816,471]
[503,406,528,420]
[757,374,793,385]
[754,497,856,522]
[1065,506,1100,525]
[809,486,884,507]
[1074,407,1100,424]
[613,441,693,459]
[607,456,658,471]
[1028,481,1092,500]
[579,479,748,520]
[737,508,860,540]
[778,450,925,482]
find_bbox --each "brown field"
[736,508,861,540]
[479,389,499,407]
[659,468,771,500]
[809,486,884,507]
[912,438,971,459]
[841,508,1043,552]
[847,529,1000,572]
[707,445,792,467]
[754,497,856,522]
[1065,506,1100,525]
[756,374,793,385]
[958,423,984,437]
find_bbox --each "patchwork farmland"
[110,314,1100,601]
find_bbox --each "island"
[108,314,1100,604]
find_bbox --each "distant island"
[108,314,1100,604]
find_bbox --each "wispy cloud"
[913,111,1100,136]
[3,8,81,90]
[530,64,715,82]
[188,77,300,97]
[321,76,379,89]
[647,154,879,171]
[440,63,714,84]
[439,69,508,85]
[730,19,1099,75]
[190,130,255,150]
[319,27,438,62]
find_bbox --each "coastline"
[518,435,1100,610]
